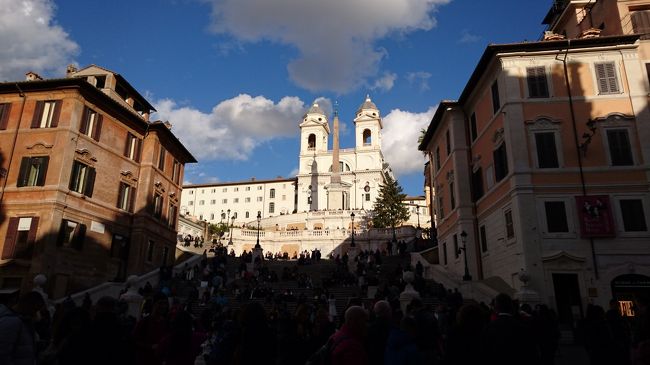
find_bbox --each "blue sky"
[1,0,552,195]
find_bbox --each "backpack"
[305,334,349,365]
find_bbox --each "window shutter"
[0,103,11,130]
[79,107,89,134]
[117,183,125,209]
[124,133,132,157]
[36,156,49,186]
[1,218,19,259]
[27,217,39,249]
[57,220,66,247]
[605,63,619,93]
[73,224,86,251]
[93,114,103,141]
[129,187,137,213]
[31,101,44,128]
[85,167,96,197]
[50,100,62,128]
[135,138,142,162]
[17,157,30,187]
[69,162,78,191]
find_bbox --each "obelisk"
[327,107,348,210]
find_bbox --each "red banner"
[575,195,616,238]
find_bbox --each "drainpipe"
[0,84,27,206]
[561,40,599,279]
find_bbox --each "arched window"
[270,188,275,198]
[307,134,316,150]
[329,162,351,172]
[363,129,372,145]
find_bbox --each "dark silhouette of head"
[494,293,514,315]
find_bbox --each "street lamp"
[350,212,356,248]
[218,210,224,244]
[228,215,235,245]
[458,230,472,281]
[255,211,262,249]
[416,207,420,228]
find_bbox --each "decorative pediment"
[592,112,634,125]
[26,142,54,153]
[525,116,561,130]
[541,251,586,263]
[169,191,178,203]
[120,170,138,184]
[74,148,97,164]
[154,181,165,193]
[492,128,505,145]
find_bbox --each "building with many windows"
[0,65,195,298]
[181,177,297,226]
[419,1,650,330]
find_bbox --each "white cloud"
[153,94,331,162]
[288,167,299,177]
[371,72,397,92]
[382,106,437,175]
[459,29,480,43]
[406,71,432,91]
[206,0,450,93]
[0,0,79,81]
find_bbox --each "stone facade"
[0,65,195,298]
[420,6,650,325]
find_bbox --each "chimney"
[251,177,256,181]
[579,28,601,39]
[25,71,43,81]
[66,64,78,77]
[543,31,566,41]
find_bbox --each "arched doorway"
[611,274,650,317]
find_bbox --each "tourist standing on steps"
[0,291,45,365]
[330,306,368,365]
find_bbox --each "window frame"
[491,80,500,114]
[613,195,650,236]
[538,198,576,239]
[605,128,635,166]
[124,132,142,162]
[79,107,103,141]
[31,100,61,129]
[117,182,136,213]
[493,142,509,182]
[157,145,166,171]
[17,156,49,187]
[69,160,96,197]
[0,102,12,130]
[526,66,550,98]
[504,209,515,241]
[594,61,621,95]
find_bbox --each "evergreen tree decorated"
[372,174,410,232]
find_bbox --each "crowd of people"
[0,242,649,365]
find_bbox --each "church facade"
[296,96,389,214]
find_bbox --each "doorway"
[552,273,583,328]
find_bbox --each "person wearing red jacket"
[330,306,369,365]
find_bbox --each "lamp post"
[218,210,224,244]
[458,230,472,281]
[255,211,262,249]
[350,212,356,248]
[228,215,235,245]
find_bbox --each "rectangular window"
[269,202,275,213]
[2,217,39,260]
[199,200,205,205]
[188,201,194,206]
[595,62,620,94]
[450,182,456,210]
[270,189,276,198]
[480,225,488,253]
[545,201,569,233]
[110,234,128,258]
[453,234,459,259]
[445,130,451,156]
[257,197,263,202]
[607,129,634,166]
[58,219,86,250]
[535,132,559,168]
[79,107,102,141]
[158,146,166,171]
[257,186,263,190]
[124,133,141,161]
[527,67,549,98]
[222,199,227,204]
[146,240,155,262]
[153,193,163,219]
[620,199,647,232]
[438,196,444,219]
[493,143,508,182]
[31,100,61,128]
[211,189,216,193]
[0,103,12,130]
[234,198,239,203]
[434,147,441,171]
[69,160,96,197]
[245,197,251,203]
[471,168,484,202]
[246,187,251,191]
[168,204,177,227]
[282,195,286,201]
[222,188,227,192]
[486,165,495,189]
[245,211,250,218]
[365,193,371,202]
[470,113,477,141]
[210,199,216,204]
[17,156,49,187]
[442,242,448,265]
[491,81,500,114]
[172,160,181,184]
[505,210,514,239]
[117,182,135,212]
